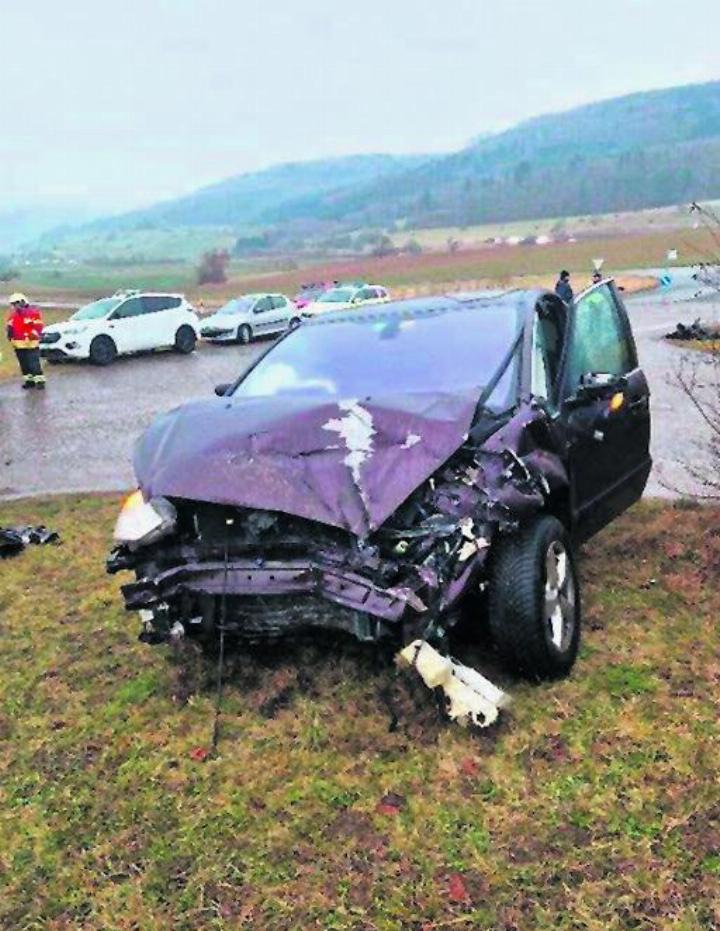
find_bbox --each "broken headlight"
[114,490,177,550]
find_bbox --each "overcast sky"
[3,0,720,212]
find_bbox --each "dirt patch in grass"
[0,496,718,929]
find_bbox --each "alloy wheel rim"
[543,540,576,652]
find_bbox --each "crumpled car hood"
[134,391,482,537]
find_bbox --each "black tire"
[174,325,196,354]
[237,324,252,344]
[488,515,580,680]
[288,317,301,330]
[89,335,117,366]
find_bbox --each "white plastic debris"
[457,518,490,562]
[398,640,510,728]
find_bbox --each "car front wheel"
[237,324,252,344]
[488,515,580,680]
[174,325,197,354]
[288,317,301,330]
[89,335,117,366]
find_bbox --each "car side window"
[145,296,180,313]
[254,297,272,314]
[357,289,373,301]
[531,298,566,407]
[142,296,164,314]
[114,297,144,319]
[564,284,634,393]
[271,296,287,310]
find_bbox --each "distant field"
[201,229,700,303]
[16,255,299,298]
[32,225,239,263]
[9,227,707,308]
[393,201,717,251]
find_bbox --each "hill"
[32,80,720,257]
[0,204,99,253]
[264,81,720,230]
[80,154,429,233]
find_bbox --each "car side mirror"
[214,383,231,397]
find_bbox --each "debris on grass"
[397,639,510,729]
[666,318,720,341]
[0,524,59,558]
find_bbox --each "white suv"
[200,293,298,344]
[40,291,200,365]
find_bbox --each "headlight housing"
[114,491,177,549]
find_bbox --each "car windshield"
[233,302,523,411]
[217,297,256,316]
[317,288,356,303]
[71,297,122,321]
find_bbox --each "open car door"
[558,281,652,541]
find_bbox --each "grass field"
[391,202,710,251]
[1,495,718,930]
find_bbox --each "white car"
[200,293,298,344]
[40,291,199,366]
[301,284,390,318]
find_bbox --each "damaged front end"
[107,400,566,653]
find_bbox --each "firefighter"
[5,293,46,389]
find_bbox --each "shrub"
[196,249,229,285]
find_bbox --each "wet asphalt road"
[0,271,715,501]
[0,341,265,499]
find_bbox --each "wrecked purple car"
[108,281,650,680]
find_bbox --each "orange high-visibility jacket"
[5,306,44,349]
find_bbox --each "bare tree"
[669,203,720,498]
[196,249,230,286]
[688,201,720,296]
[674,348,720,498]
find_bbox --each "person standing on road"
[554,270,574,305]
[5,293,46,390]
